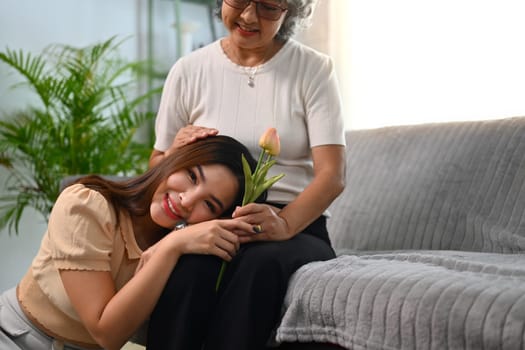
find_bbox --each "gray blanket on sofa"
[275,117,525,349]
[277,251,525,349]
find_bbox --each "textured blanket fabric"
[328,118,525,253]
[275,118,525,349]
[276,251,525,350]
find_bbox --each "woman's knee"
[236,235,333,267]
[161,255,221,297]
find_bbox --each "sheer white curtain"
[301,0,525,130]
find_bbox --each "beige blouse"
[17,184,142,347]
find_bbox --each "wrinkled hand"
[232,203,291,243]
[166,125,218,156]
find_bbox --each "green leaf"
[0,36,161,235]
[253,159,276,186]
[251,173,285,203]
[241,154,254,206]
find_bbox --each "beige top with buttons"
[17,184,142,348]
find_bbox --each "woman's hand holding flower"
[232,203,292,243]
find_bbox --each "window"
[302,0,525,130]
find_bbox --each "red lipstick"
[163,193,181,221]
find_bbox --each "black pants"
[146,216,335,350]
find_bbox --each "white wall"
[0,0,222,291]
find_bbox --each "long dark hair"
[73,135,263,223]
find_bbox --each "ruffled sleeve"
[48,184,116,271]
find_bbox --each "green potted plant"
[0,36,161,234]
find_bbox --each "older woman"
[148,0,345,349]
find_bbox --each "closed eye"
[187,168,198,184]
[205,200,218,214]
[190,165,225,215]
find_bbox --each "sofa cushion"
[328,117,525,253]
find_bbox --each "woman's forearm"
[96,246,179,349]
[84,218,246,349]
[63,235,181,350]
[279,169,344,236]
[279,145,345,236]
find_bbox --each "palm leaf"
[0,36,161,234]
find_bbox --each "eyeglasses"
[224,0,287,21]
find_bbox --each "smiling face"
[150,164,239,228]
[222,0,287,51]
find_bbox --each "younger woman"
[0,135,259,350]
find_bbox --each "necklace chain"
[228,42,273,88]
[245,66,259,87]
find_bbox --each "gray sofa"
[275,117,525,350]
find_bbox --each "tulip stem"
[215,261,227,292]
[216,130,283,292]
[254,149,265,175]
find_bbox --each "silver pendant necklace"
[246,66,259,87]
[227,41,273,88]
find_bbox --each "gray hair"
[215,0,318,41]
